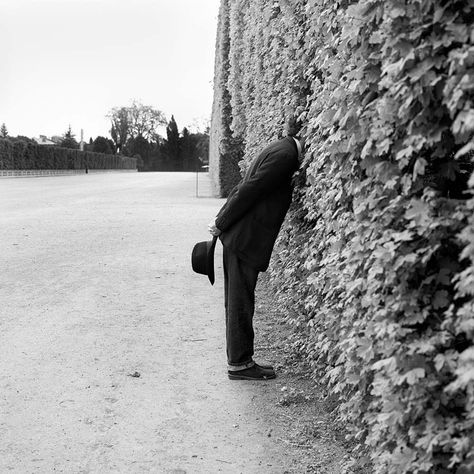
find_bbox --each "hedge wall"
[0,138,137,170]
[209,0,245,197]
[210,1,474,472]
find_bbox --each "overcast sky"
[0,0,220,141]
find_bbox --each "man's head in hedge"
[285,114,305,159]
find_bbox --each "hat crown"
[191,237,217,285]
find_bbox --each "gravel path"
[0,172,305,473]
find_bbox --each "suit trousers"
[223,245,259,367]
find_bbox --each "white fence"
[0,169,138,178]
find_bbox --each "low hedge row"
[0,138,137,170]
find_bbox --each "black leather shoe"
[228,364,276,380]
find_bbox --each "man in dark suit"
[209,129,303,380]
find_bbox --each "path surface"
[0,173,300,473]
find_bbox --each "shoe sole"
[228,373,276,380]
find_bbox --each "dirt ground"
[0,172,349,473]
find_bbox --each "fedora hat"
[191,236,218,285]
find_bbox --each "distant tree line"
[114,115,209,172]
[1,99,209,172]
[107,101,209,172]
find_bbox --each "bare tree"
[108,101,167,152]
[128,100,167,140]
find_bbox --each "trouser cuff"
[227,360,255,372]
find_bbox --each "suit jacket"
[215,137,299,271]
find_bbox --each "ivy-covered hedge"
[210,0,474,472]
[209,0,244,197]
[0,138,137,170]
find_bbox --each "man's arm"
[208,182,241,236]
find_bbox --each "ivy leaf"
[433,7,445,23]
[433,290,449,309]
[399,368,426,385]
[408,58,435,82]
[459,318,474,337]
[447,367,474,392]
[390,446,417,469]
[395,144,414,163]
[391,230,413,242]
[453,109,474,137]
[404,199,431,228]
[454,140,474,159]
[383,57,406,78]
[372,357,397,372]
[434,354,445,372]
[369,31,384,44]
[446,22,469,43]
[436,268,452,285]
[460,347,474,363]
[413,157,427,179]
[439,161,460,181]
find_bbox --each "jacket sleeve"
[214,183,239,222]
[215,149,296,232]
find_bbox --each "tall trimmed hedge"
[210,1,474,472]
[0,138,137,170]
[209,0,245,197]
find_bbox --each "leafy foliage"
[108,100,167,145]
[109,106,130,153]
[1,123,8,138]
[92,136,115,155]
[128,116,209,172]
[107,105,207,172]
[211,0,474,472]
[127,100,166,140]
[165,115,180,164]
[60,125,79,150]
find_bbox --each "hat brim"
[207,236,217,285]
[191,236,218,285]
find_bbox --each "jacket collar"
[292,137,302,158]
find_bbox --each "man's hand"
[208,220,222,237]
